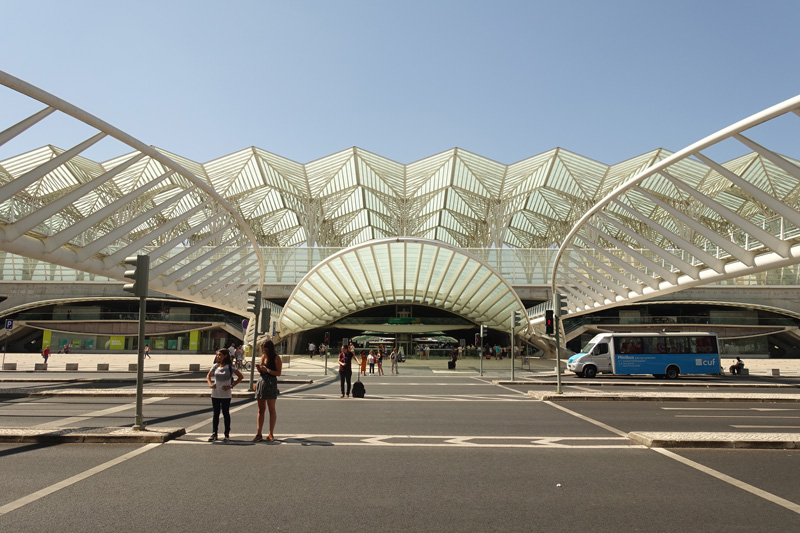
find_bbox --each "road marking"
[0,443,160,517]
[662,407,800,411]
[675,415,800,419]
[283,393,531,401]
[543,401,628,437]
[652,447,800,515]
[731,425,800,429]
[172,432,641,449]
[544,401,800,515]
[33,397,168,428]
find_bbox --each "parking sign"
[4,319,12,329]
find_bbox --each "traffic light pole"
[246,289,261,391]
[248,312,259,391]
[510,314,515,382]
[123,254,149,431]
[554,293,563,395]
[479,325,484,377]
[133,294,146,430]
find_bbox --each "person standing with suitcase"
[338,345,360,398]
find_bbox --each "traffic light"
[325,331,330,344]
[545,309,555,335]
[479,325,486,338]
[513,310,523,327]
[246,289,261,315]
[554,293,569,316]
[122,255,150,297]
[259,308,271,333]
[474,333,480,345]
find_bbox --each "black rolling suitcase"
[352,373,365,398]
[448,360,456,370]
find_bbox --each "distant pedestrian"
[254,338,282,442]
[425,345,430,360]
[367,350,376,375]
[41,345,50,364]
[234,345,245,368]
[206,349,243,442]
[360,350,367,376]
[309,341,315,358]
[390,347,399,374]
[144,345,151,359]
[228,343,236,358]
[377,347,385,376]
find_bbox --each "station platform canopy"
[278,238,529,336]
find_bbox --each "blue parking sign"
[5,319,12,329]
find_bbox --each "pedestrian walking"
[309,341,315,358]
[206,349,244,442]
[360,350,367,376]
[338,345,360,398]
[253,338,282,442]
[390,347,399,374]
[41,345,50,364]
[144,345,151,359]
[367,350,376,375]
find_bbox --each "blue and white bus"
[567,332,721,379]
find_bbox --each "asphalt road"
[1,375,799,531]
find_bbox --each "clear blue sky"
[1,0,798,166]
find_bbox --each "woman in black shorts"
[253,338,282,442]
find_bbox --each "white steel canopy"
[278,238,529,336]
[551,93,800,319]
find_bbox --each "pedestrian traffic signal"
[246,289,261,315]
[545,309,555,335]
[474,333,480,346]
[325,331,330,343]
[122,255,150,297]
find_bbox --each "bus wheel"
[665,366,680,379]
[584,366,597,378]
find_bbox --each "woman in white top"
[206,349,244,442]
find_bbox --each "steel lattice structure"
[2,69,800,338]
[551,94,800,322]
[0,71,264,314]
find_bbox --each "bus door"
[589,341,611,372]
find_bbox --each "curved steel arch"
[0,70,264,313]
[278,237,529,336]
[551,93,800,319]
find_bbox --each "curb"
[0,389,258,399]
[527,391,800,402]
[628,431,800,449]
[0,427,186,444]
[496,380,800,389]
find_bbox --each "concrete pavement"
[3,353,800,448]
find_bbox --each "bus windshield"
[579,341,596,354]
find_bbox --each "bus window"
[595,343,608,355]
